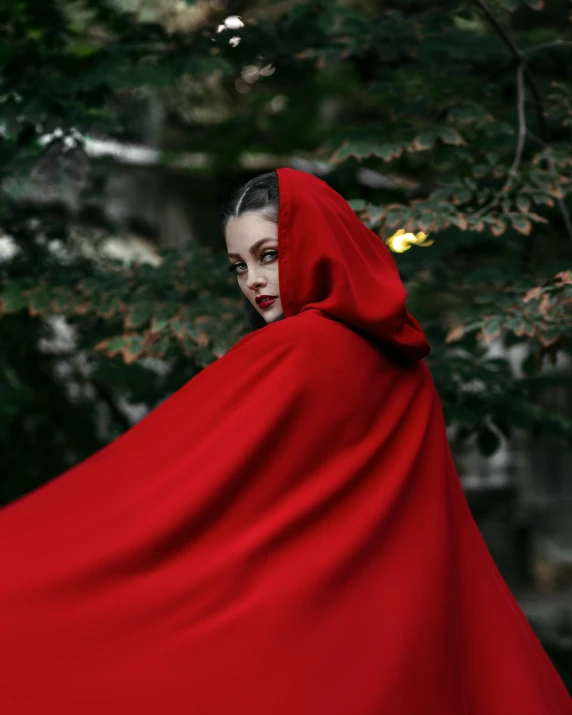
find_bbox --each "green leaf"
[484,318,501,337]
[28,287,52,317]
[122,336,145,364]
[94,294,123,320]
[454,188,472,204]
[373,142,404,161]
[194,347,217,367]
[170,316,186,339]
[150,303,179,333]
[147,336,171,358]
[106,337,128,353]
[0,283,28,313]
[348,199,367,211]
[410,131,437,151]
[50,288,79,314]
[67,40,99,58]
[385,209,402,227]
[125,301,153,330]
[510,214,532,235]
[367,205,384,225]
[438,127,466,146]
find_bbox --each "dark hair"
[222,172,283,333]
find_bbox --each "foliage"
[0,0,571,502]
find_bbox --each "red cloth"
[0,168,570,714]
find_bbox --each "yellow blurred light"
[386,228,434,253]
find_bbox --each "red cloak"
[0,168,570,714]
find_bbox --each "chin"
[259,303,283,323]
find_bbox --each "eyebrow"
[227,237,277,259]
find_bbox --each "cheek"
[271,266,280,291]
[236,276,255,303]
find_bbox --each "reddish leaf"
[94,336,127,357]
[120,335,145,365]
[527,212,548,224]
[170,314,186,339]
[212,342,228,359]
[0,285,28,314]
[549,184,564,199]
[28,288,52,317]
[483,318,501,342]
[538,293,551,316]
[467,216,484,232]
[384,206,403,228]
[450,213,468,230]
[150,303,179,333]
[146,336,171,359]
[124,301,153,330]
[490,219,506,236]
[522,0,544,10]
[438,127,466,146]
[510,214,532,235]
[446,324,464,343]
[408,131,437,152]
[523,286,542,303]
[556,270,572,285]
[188,327,209,348]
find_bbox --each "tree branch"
[472,0,548,140]
[526,132,572,246]
[506,64,527,192]
[475,63,526,216]
[556,196,572,246]
[522,39,572,56]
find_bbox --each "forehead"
[225,213,278,253]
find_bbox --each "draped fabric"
[0,168,570,714]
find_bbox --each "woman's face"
[225,212,283,323]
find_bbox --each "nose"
[245,267,265,291]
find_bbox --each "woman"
[0,168,570,714]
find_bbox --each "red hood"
[276,167,430,361]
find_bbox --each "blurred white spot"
[289,158,331,176]
[229,36,241,47]
[101,237,162,267]
[0,234,19,261]
[241,65,259,83]
[224,15,244,29]
[39,316,77,354]
[235,78,251,94]
[267,95,288,113]
[259,64,275,76]
[48,239,71,262]
[84,136,159,165]
[356,168,393,189]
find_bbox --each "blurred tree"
[0,0,571,504]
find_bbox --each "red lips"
[256,295,277,309]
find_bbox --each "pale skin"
[225,212,284,323]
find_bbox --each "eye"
[261,249,278,262]
[227,262,246,274]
